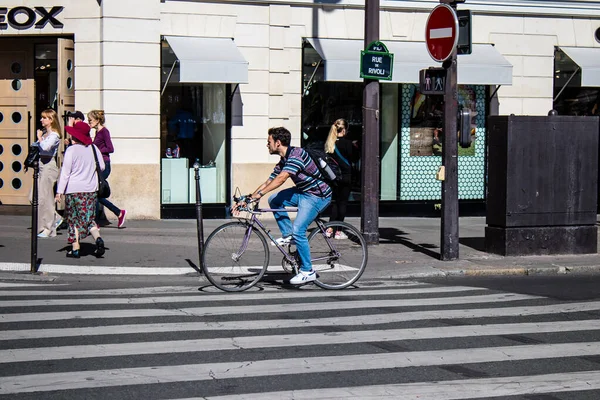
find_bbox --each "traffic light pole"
[441,47,459,260]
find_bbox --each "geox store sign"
[0,6,64,30]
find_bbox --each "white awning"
[164,36,248,84]
[305,38,512,86]
[559,46,600,87]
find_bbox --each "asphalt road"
[1,274,600,399]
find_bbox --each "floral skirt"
[65,192,97,244]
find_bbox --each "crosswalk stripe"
[0,285,213,296]
[0,286,488,307]
[0,293,541,323]
[0,284,464,301]
[4,300,600,341]
[0,282,67,288]
[1,342,599,395]
[3,319,599,364]
[200,370,600,400]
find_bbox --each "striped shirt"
[269,147,332,198]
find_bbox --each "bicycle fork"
[231,223,253,262]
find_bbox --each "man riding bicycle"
[239,127,332,285]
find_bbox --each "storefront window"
[398,84,486,201]
[160,39,228,206]
[302,81,363,198]
[554,49,600,116]
[408,86,477,157]
[302,44,486,203]
[160,84,227,204]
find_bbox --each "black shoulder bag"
[91,145,111,199]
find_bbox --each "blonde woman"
[34,109,62,238]
[88,110,127,228]
[325,118,357,239]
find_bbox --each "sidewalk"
[1,212,600,279]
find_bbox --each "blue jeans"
[96,161,121,219]
[268,188,331,272]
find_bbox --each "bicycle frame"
[234,206,341,269]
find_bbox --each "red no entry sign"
[425,4,459,62]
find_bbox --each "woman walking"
[88,110,127,228]
[55,121,106,258]
[325,118,358,239]
[35,109,62,238]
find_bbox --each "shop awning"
[559,46,600,87]
[305,38,512,85]
[164,36,248,84]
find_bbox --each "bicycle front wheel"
[309,221,368,289]
[202,222,269,292]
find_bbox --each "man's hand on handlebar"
[231,194,257,216]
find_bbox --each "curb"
[385,265,600,280]
[0,262,198,276]
[2,263,600,279]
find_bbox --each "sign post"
[361,0,381,245]
[426,2,460,261]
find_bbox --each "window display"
[160,84,227,204]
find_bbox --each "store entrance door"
[56,38,75,164]
[0,36,74,206]
[0,42,35,205]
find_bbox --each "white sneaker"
[334,231,348,240]
[271,236,292,246]
[290,269,316,285]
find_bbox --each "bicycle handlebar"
[232,194,259,213]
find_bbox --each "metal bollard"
[30,160,39,273]
[193,160,205,270]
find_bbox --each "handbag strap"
[91,145,102,181]
[334,145,350,167]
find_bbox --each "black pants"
[329,177,352,223]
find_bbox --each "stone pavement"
[1,211,600,279]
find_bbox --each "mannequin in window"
[168,107,197,161]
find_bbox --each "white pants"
[33,159,60,235]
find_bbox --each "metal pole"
[193,160,205,270]
[440,46,459,261]
[31,161,39,273]
[361,0,380,245]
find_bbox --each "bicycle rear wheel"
[202,221,269,292]
[308,221,368,289]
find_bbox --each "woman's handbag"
[24,144,40,170]
[91,145,111,199]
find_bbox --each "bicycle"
[201,194,368,292]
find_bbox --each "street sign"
[360,41,394,81]
[425,4,459,62]
[419,68,445,95]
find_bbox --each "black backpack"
[302,141,342,186]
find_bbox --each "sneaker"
[37,230,50,238]
[325,228,333,238]
[334,231,348,240]
[290,269,317,285]
[94,237,105,258]
[57,220,68,231]
[53,216,63,230]
[117,210,127,229]
[271,236,292,246]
